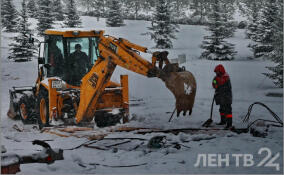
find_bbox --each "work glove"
[212,77,218,89]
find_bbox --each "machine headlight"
[51,80,63,89]
[73,31,80,36]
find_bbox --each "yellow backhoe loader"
[7,29,196,129]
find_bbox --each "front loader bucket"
[8,90,18,119]
[161,65,196,117]
[7,87,34,119]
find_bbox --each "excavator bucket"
[7,90,18,119]
[7,87,34,119]
[161,64,196,117]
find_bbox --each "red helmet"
[214,64,226,75]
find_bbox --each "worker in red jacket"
[212,64,233,129]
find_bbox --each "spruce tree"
[246,0,261,41]
[238,0,265,22]
[64,0,82,27]
[9,0,37,61]
[94,0,106,18]
[252,0,277,58]
[200,0,236,60]
[122,0,138,19]
[52,0,64,21]
[1,0,19,32]
[171,0,186,23]
[130,0,141,20]
[81,0,94,14]
[221,0,236,38]
[145,0,179,49]
[27,0,37,18]
[239,0,264,58]
[263,0,283,88]
[106,0,124,27]
[37,0,54,36]
[122,0,133,19]
[189,0,209,24]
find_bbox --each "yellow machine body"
[8,28,196,128]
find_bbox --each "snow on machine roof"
[45,28,105,37]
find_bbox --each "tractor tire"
[94,111,122,128]
[37,89,49,129]
[18,94,35,124]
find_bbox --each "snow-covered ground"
[1,17,283,174]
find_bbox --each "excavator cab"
[42,35,99,86]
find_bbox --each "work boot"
[225,117,233,129]
[217,114,226,125]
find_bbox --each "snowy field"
[1,16,283,174]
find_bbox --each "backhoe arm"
[75,35,161,123]
[75,35,196,123]
[98,36,160,77]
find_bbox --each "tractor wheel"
[37,89,49,129]
[94,111,122,128]
[18,95,35,124]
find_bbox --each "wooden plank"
[58,127,93,133]
[43,131,70,137]
[88,134,107,141]
[113,126,160,132]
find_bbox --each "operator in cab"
[49,40,64,77]
[68,44,90,85]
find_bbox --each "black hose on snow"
[242,102,283,129]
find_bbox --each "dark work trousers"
[219,104,232,115]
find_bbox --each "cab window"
[45,36,64,78]
[65,37,93,86]
[90,37,99,64]
[67,38,90,56]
